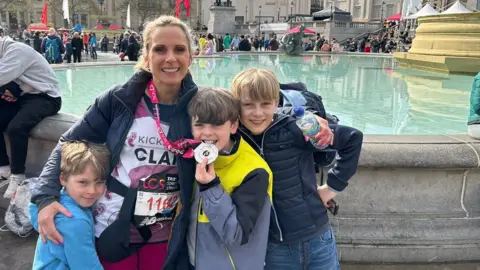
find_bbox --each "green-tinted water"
[55,54,473,134]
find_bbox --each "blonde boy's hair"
[60,141,110,181]
[231,69,280,102]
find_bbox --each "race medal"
[194,143,218,164]
[134,173,180,227]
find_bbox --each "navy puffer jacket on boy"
[239,113,363,243]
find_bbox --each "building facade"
[0,0,196,32]
[198,0,312,28]
[325,0,402,22]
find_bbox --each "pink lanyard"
[147,81,199,158]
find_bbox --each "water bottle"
[294,106,327,149]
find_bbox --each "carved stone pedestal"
[207,6,236,35]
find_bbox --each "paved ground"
[77,51,121,63]
[0,180,478,269]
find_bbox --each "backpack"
[1,179,34,237]
[279,82,339,172]
[45,37,59,64]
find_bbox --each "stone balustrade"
[12,113,480,263]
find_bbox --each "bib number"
[134,173,179,227]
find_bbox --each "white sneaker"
[0,166,10,180]
[4,174,26,199]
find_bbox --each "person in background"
[320,41,330,51]
[120,33,129,54]
[199,34,207,52]
[100,34,109,53]
[41,28,65,64]
[468,73,480,139]
[264,38,270,51]
[64,38,72,63]
[71,32,83,63]
[29,141,109,270]
[82,31,89,55]
[201,33,215,55]
[269,36,279,51]
[127,32,139,61]
[238,35,251,51]
[112,35,119,54]
[33,31,42,54]
[223,33,231,51]
[0,32,62,199]
[90,33,97,59]
[231,35,240,51]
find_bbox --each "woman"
[201,33,215,55]
[31,16,198,270]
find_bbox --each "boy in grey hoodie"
[0,30,62,199]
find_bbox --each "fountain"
[394,12,480,74]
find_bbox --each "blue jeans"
[265,228,340,270]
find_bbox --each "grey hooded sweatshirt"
[0,36,61,98]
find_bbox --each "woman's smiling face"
[145,26,192,88]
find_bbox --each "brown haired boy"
[186,87,273,270]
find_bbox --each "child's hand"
[313,115,333,147]
[195,158,216,184]
[317,184,337,208]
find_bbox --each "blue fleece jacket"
[29,190,103,270]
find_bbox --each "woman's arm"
[31,89,114,208]
[31,88,114,244]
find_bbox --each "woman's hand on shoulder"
[38,201,72,245]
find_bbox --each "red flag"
[175,0,183,18]
[183,0,191,17]
[40,1,48,25]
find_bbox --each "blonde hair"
[134,15,193,72]
[231,69,280,102]
[60,141,110,181]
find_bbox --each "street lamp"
[258,5,262,36]
[380,1,386,22]
[97,0,104,16]
[290,1,294,20]
[245,5,248,23]
[330,0,334,20]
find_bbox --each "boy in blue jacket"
[232,69,363,270]
[29,141,110,270]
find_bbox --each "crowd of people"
[0,16,365,270]
[194,33,280,54]
[14,27,142,63]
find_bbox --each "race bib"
[134,173,180,227]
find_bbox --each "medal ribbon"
[147,81,199,158]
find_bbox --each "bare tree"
[117,0,174,29]
[0,0,28,12]
[46,0,101,25]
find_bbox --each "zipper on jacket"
[225,247,237,270]
[239,124,284,242]
[193,187,200,267]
